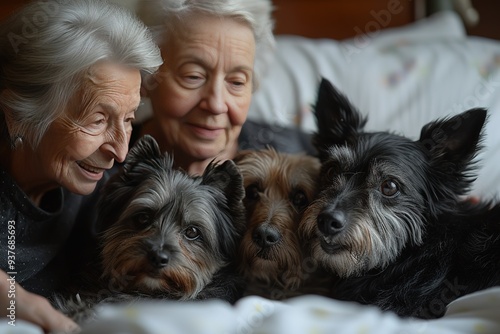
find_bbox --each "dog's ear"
[97,135,169,230]
[313,78,367,161]
[202,160,245,204]
[202,160,246,235]
[124,135,163,171]
[419,108,486,165]
[122,134,174,178]
[419,108,486,196]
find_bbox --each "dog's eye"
[381,179,399,197]
[324,163,341,181]
[245,183,260,201]
[291,189,309,210]
[184,226,201,241]
[134,213,151,226]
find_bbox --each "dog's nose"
[253,225,281,248]
[317,209,346,236]
[148,249,169,268]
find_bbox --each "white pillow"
[248,11,466,128]
[249,11,500,197]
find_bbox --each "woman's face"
[147,14,256,162]
[37,61,141,195]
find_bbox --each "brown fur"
[234,148,322,299]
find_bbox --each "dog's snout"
[317,209,346,236]
[253,224,281,248]
[148,249,170,268]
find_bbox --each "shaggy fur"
[55,135,246,322]
[299,78,500,318]
[235,148,323,299]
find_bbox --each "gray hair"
[0,0,162,149]
[137,0,275,90]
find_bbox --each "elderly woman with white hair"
[0,0,162,331]
[135,0,276,175]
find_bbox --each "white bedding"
[249,11,500,198]
[2,287,499,333]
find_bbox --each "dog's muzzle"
[317,208,346,236]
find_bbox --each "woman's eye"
[184,226,201,241]
[185,74,202,81]
[231,80,245,87]
[227,75,248,91]
[79,114,107,135]
[380,179,400,197]
[178,65,206,88]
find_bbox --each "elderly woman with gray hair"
[135,0,276,175]
[0,0,162,331]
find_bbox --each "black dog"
[299,78,500,318]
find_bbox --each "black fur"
[300,78,500,318]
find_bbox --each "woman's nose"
[200,80,229,114]
[102,124,129,163]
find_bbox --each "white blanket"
[3,287,499,333]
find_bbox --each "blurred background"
[1,0,499,40]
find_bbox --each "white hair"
[137,0,275,90]
[0,0,162,149]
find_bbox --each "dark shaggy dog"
[56,135,246,321]
[299,78,500,318]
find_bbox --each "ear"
[124,135,161,167]
[202,160,245,205]
[202,160,246,257]
[123,134,173,176]
[419,108,486,170]
[98,135,169,229]
[313,78,367,161]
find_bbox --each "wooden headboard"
[1,0,424,35]
[271,0,424,39]
[2,1,499,40]
[270,0,500,41]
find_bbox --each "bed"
[2,1,500,333]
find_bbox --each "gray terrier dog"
[55,135,246,322]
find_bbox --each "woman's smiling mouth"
[187,123,224,140]
[76,160,106,175]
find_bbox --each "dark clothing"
[0,166,107,298]
[238,119,316,155]
[130,119,317,155]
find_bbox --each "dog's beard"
[235,149,321,291]
[239,212,303,290]
[300,194,426,278]
[101,225,223,299]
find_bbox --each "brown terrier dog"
[234,148,321,299]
